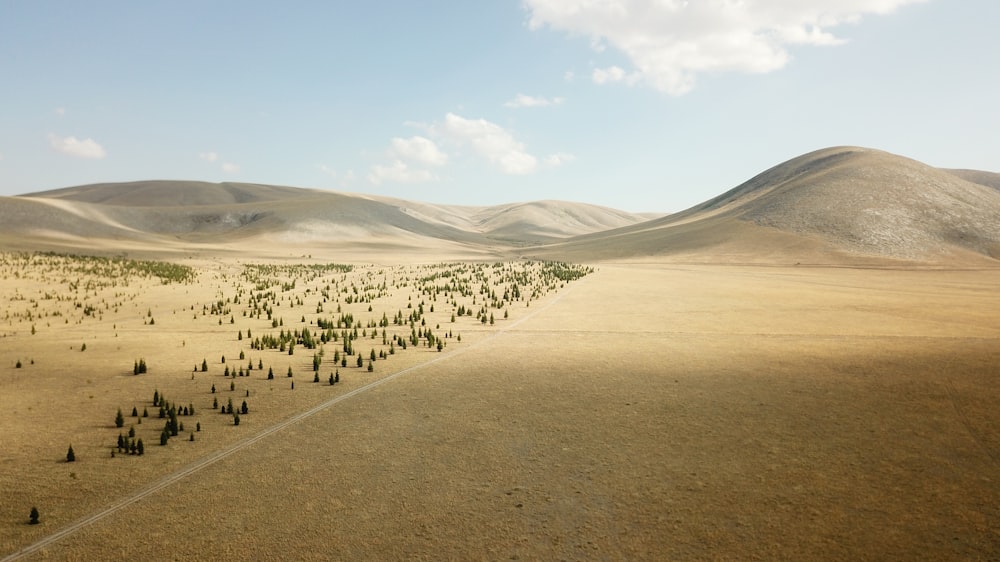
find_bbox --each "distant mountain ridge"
[3,147,999,264]
[3,181,654,253]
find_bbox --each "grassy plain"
[2,256,999,560]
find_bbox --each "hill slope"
[4,148,999,264]
[527,147,1000,264]
[4,182,652,256]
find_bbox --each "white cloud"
[317,163,337,177]
[564,70,575,82]
[390,136,448,166]
[592,65,639,85]
[438,113,538,175]
[368,160,436,185]
[221,162,240,174]
[504,94,566,108]
[55,107,66,117]
[199,151,219,162]
[525,0,926,95]
[48,134,106,159]
[545,152,576,167]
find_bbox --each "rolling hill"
[3,147,999,264]
[2,182,655,257]
[528,147,1000,264]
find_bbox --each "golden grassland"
[2,254,999,560]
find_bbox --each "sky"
[1,0,997,212]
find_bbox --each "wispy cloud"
[591,65,639,86]
[221,162,240,174]
[526,0,926,95]
[368,160,436,185]
[390,136,448,167]
[48,133,106,159]
[545,152,575,167]
[199,151,219,162]
[367,135,446,185]
[437,113,538,175]
[504,94,566,108]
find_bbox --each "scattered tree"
[66,445,75,462]
[29,507,39,525]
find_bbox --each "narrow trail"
[1,279,582,561]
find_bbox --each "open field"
[2,255,998,560]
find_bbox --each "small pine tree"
[137,439,144,455]
[29,507,39,525]
[160,431,169,446]
[329,373,335,385]
[66,445,75,462]
[267,367,274,380]
[357,355,364,368]
[241,401,248,414]
[115,408,125,428]
[201,359,208,372]
[142,407,148,417]
[81,343,86,352]
[287,366,293,378]
[211,384,216,393]
[131,406,138,417]
[196,422,201,432]
[189,433,195,442]
[233,413,241,426]
[153,390,160,406]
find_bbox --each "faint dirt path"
[1,277,583,561]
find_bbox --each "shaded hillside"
[528,147,1000,264]
[943,169,1000,192]
[20,180,319,207]
[4,181,650,253]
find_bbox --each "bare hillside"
[943,169,1000,191]
[20,180,320,207]
[530,147,1000,264]
[5,182,650,254]
[6,150,999,264]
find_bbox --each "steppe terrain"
[2,147,999,560]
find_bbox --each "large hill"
[529,147,1000,264]
[3,147,999,264]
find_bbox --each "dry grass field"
[2,253,998,560]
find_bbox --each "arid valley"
[1,147,998,560]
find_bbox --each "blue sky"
[1,1,997,212]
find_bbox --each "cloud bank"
[525,0,926,95]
